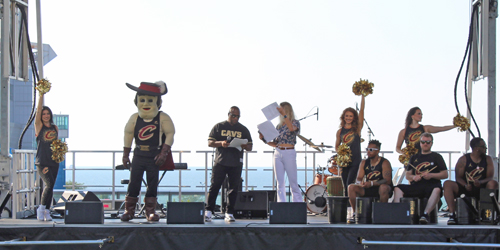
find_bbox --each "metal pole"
[360,239,500,248]
[36,0,43,79]
[488,0,498,181]
[1,0,11,158]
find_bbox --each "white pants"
[274,148,302,202]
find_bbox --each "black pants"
[341,161,359,197]
[205,163,242,214]
[127,155,159,198]
[37,164,58,206]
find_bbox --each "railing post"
[72,152,76,191]
[111,152,116,210]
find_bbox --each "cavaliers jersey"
[340,127,361,167]
[404,125,425,152]
[363,157,386,182]
[133,112,163,157]
[208,120,252,167]
[35,125,58,167]
[407,152,447,185]
[464,153,487,183]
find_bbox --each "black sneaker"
[419,214,429,224]
[447,214,457,225]
[347,214,356,224]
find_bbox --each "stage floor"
[0,212,498,250]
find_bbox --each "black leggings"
[38,165,58,206]
[341,161,359,197]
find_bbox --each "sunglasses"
[366,148,379,152]
[229,113,240,118]
[420,140,432,144]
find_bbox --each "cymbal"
[316,143,333,148]
[297,134,322,152]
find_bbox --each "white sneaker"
[224,213,235,222]
[205,211,212,222]
[37,205,45,221]
[44,209,53,221]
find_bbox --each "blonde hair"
[277,102,295,128]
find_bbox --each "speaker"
[269,202,307,224]
[64,201,104,224]
[54,191,101,215]
[479,189,499,224]
[167,202,204,224]
[372,203,412,224]
[234,191,268,219]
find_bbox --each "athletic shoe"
[447,214,457,225]
[224,213,236,222]
[347,214,356,224]
[205,211,212,222]
[44,209,53,221]
[419,214,429,224]
[37,205,45,221]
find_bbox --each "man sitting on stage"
[443,137,499,225]
[347,139,393,224]
[205,106,252,222]
[393,132,448,224]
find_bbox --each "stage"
[0,212,498,250]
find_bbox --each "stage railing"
[10,149,463,217]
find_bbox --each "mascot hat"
[126,81,167,96]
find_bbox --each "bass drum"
[305,184,328,214]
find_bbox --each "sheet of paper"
[229,138,248,151]
[257,120,279,142]
[261,102,280,121]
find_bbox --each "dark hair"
[405,107,421,128]
[470,137,484,150]
[40,106,54,125]
[134,94,162,108]
[368,139,381,149]
[339,107,359,133]
[229,106,240,113]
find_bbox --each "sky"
[26,1,498,169]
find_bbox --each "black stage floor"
[0,212,498,250]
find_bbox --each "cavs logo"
[467,167,484,182]
[366,171,381,181]
[415,162,431,175]
[342,131,355,145]
[44,130,57,142]
[42,167,49,174]
[408,131,422,145]
[138,125,157,141]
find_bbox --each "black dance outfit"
[35,125,59,207]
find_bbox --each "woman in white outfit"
[260,102,301,202]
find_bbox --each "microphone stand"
[298,112,318,121]
[356,103,375,141]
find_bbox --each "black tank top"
[464,154,487,183]
[35,125,58,167]
[133,112,162,157]
[340,127,361,167]
[404,125,425,152]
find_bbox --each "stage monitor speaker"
[64,201,104,224]
[54,191,101,215]
[234,191,268,219]
[167,202,204,224]
[372,202,412,224]
[269,202,307,224]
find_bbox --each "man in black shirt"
[205,106,252,222]
[393,132,448,224]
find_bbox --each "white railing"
[10,149,463,216]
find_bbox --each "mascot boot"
[120,196,139,222]
[144,197,160,221]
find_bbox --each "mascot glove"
[122,147,132,169]
[155,144,171,166]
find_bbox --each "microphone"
[226,136,233,143]
[317,107,319,121]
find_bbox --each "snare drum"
[326,176,344,197]
[328,155,339,175]
[305,184,328,213]
[314,173,329,186]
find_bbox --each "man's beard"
[369,155,378,160]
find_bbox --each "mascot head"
[126,81,167,120]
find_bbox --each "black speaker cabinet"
[479,189,499,224]
[372,203,412,224]
[269,202,307,224]
[64,201,104,224]
[54,191,101,215]
[167,202,204,224]
[234,191,268,219]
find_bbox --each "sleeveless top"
[464,153,487,183]
[133,112,162,157]
[363,157,393,187]
[35,124,59,167]
[340,127,361,167]
[404,124,425,152]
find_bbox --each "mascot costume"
[121,81,175,222]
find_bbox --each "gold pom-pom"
[35,79,51,95]
[50,139,68,163]
[453,113,470,132]
[398,143,418,165]
[335,143,352,168]
[352,78,374,97]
